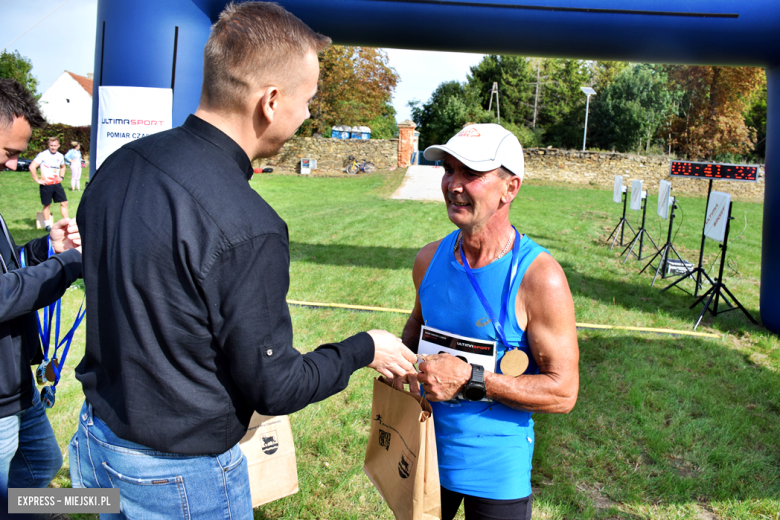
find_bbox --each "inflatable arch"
[90,0,780,332]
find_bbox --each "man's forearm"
[401,314,422,353]
[484,368,578,414]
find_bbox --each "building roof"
[66,71,93,97]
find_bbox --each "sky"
[3,0,484,123]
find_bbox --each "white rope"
[1,0,71,54]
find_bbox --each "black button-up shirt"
[0,217,81,418]
[76,115,374,455]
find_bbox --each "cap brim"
[422,145,501,172]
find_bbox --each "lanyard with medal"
[21,239,86,408]
[459,226,530,377]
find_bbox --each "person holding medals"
[399,123,580,520]
[0,79,82,502]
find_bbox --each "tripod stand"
[607,186,636,251]
[607,188,636,250]
[640,198,691,287]
[689,203,758,330]
[621,192,658,263]
[661,179,717,296]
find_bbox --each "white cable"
[1,0,71,54]
[735,212,748,240]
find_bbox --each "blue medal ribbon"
[20,238,86,394]
[459,227,522,349]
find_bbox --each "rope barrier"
[287,299,722,339]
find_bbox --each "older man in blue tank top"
[399,124,580,520]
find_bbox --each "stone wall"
[253,137,398,173]
[523,149,766,201]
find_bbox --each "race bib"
[418,325,497,373]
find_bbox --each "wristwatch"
[461,364,487,401]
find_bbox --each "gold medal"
[500,349,528,377]
[45,358,59,383]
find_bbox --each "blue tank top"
[419,229,549,500]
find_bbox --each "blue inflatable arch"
[91,0,780,332]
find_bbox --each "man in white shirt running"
[29,137,68,231]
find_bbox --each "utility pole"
[488,82,500,124]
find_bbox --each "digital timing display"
[669,160,759,182]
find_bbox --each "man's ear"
[257,86,281,125]
[502,175,522,204]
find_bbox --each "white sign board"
[418,326,497,373]
[300,158,311,174]
[417,325,497,401]
[630,180,643,211]
[657,180,672,219]
[97,86,173,170]
[613,175,623,203]
[704,191,731,243]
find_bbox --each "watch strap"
[470,363,485,384]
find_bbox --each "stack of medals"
[23,240,85,409]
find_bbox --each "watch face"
[463,384,486,401]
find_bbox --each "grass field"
[1,166,778,520]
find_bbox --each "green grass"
[1,167,778,520]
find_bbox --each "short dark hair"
[498,166,513,179]
[201,1,331,112]
[0,79,46,130]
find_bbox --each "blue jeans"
[69,401,252,519]
[0,383,63,499]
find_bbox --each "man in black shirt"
[71,3,416,517]
[0,79,82,500]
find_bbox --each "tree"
[300,46,399,137]
[367,102,398,139]
[589,64,679,153]
[0,51,39,95]
[467,55,535,127]
[744,81,767,160]
[666,65,765,160]
[591,60,630,93]
[409,80,493,150]
[536,58,594,148]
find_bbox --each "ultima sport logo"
[100,118,166,126]
[261,430,279,455]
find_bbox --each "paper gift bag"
[364,378,441,520]
[239,414,299,507]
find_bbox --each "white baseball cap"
[423,123,524,180]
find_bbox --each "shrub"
[28,124,90,157]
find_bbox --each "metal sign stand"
[640,197,691,287]
[607,189,635,249]
[621,193,658,263]
[687,202,758,330]
[661,179,715,295]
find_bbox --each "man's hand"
[417,353,472,401]
[388,366,422,396]
[367,330,418,379]
[50,218,82,254]
[29,162,42,184]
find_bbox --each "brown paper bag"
[239,414,298,507]
[364,378,441,520]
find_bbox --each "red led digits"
[669,160,758,182]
